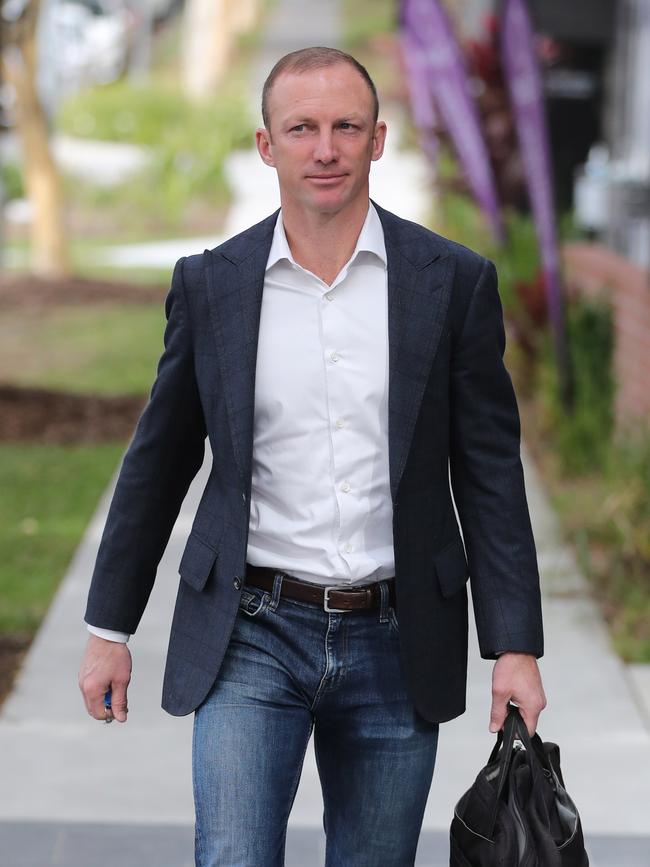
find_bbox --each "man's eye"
[340,123,355,130]
[291,124,305,132]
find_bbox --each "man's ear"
[256,127,275,167]
[371,121,387,162]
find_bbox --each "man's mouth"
[306,173,347,183]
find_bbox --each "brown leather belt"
[245,563,396,613]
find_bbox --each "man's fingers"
[81,683,110,720]
[489,696,508,733]
[520,690,546,737]
[109,680,130,723]
[78,635,132,722]
[490,653,546,735]
[520,708,539,737]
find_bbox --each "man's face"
[256,63,386,216]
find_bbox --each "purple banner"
[399,30,438,164]
[401,0,504,242]
[500,0,566,358]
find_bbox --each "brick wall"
[562,243,650,427]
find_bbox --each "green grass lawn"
[0,443,126,634]
[0,300,163,645]
[0,304,166,395]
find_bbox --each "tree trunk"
[2,2,70,277]
[181,0,234,102]
[230,0,259,34]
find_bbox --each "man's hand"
[79,634,132,723]
[489,652,546,736]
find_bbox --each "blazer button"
[233,576,242,590]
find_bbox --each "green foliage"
[494,215,540,314]
[539,298,614,475]
[0,443,125,634]
[56,79,255,222]
[1,161,25,200]
[342,0,396,47]
[429,147,540,313]
[531,297,648,660]
[434,190,539,315]
[601,434,650,660]
[552,431,650,662]
[58,79,252,148]
[340,0,396,97]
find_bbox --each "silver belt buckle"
[323,586,349,613]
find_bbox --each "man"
[79,46,546,866]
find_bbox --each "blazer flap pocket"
[435,536,469,598]
[178,531,219,592]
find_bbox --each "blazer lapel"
[203,211,278,487]
[375,203,454,503]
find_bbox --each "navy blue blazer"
[85,201,544,724]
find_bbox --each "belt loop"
[269,571,284,612]
[378,580,389,623]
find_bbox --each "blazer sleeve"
[84,256,207,634]
[449,256,544,660]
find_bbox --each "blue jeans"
[192,572,439,866]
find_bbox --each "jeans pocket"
[238,586,270,618]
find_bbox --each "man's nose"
[313,130,337,163]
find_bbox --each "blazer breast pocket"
[178,528,222,592]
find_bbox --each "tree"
[2,0,70,276]
[181,0,260,103]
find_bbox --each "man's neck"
[281,198,370,286]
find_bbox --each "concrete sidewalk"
[2,450,649,866]
[2,1,649,865]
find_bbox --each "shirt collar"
[265,201,387,272]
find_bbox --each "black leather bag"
[450,704,589,866]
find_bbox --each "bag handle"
[484,704,521,836]
[485,703,549,837]
[506,704,552,775]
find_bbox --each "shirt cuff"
[86,622,130,643]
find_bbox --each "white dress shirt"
[87,201,394,643]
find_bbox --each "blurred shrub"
[56,80,254,222]
[57,79,253,149]
[538,297,614,475]
[434,188,539,315]
[567,431,650,662]
[1,162,25,200]
[343,0,395,47]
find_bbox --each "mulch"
[0,636,32,709]
[0,384,146,443]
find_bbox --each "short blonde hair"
[261,46,379,130]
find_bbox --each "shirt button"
[335,418,345,429]
[325,292,334,302]
[330,351,340,363]
[233,576,242,590]
[340,481,351,493]
[344,542,353,553]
